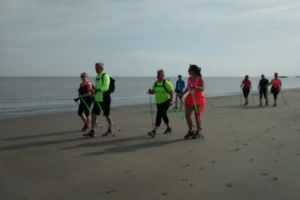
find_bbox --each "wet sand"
[1,89,300,200]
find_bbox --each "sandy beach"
[0,89,300,200]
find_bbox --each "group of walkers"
[75,63,206,140]
[240,73,282,107]
[76,63,284,140]
[147,65,205,139]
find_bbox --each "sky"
[0,0,300,77]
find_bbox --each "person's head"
[178,74,182,80]
[157,69,165,81]
[274,72,278,78]
[95,62,104,74]
[188,64,201,76]
[245,75,249,80]
[261,74,265,79]
[80,72,88,81]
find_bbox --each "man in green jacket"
[84,63,112,137]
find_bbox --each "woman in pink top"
[270,72,282,107]
[182,65,205,140]
[240,75,252,106]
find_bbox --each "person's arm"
[166,80,174,101]
[194,78,204,91]
[240,80,244,88]
[99,74,110,92]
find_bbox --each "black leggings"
[77,98,93,117]
[271,88,280,101]
[155,100,170,127]
[243,88,250,98]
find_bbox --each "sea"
[0,76,300,119]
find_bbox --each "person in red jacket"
[270,72,282,107]
[75,72,94,131]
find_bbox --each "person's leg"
[78,103,88,131]
[175,93,178,109]
[179,95,183,110]
[184,105,194,139]
[161,101,171,133]
[264,89,269,105]
[84,103,99,137]
[273,91,279,106]
[101,96,114,136]
[259,90,263,106]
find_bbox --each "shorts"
[77,98,93,117]
[92,95,111,116]
[185,94,205,118]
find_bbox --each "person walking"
[75,72,94,132]
[183,65,205,139]
[174,75,185,110]
[258,74,269,106]
[270,72,282,107]
[240,75,252,106]
[148,69,174,138]
[85,63,113,137]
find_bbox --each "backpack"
[102,73,115,94]
[154,80,171,95]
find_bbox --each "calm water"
[0,76,299,118]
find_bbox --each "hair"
[157,69,164,75]
[245,75,249,79]
[274,72,278,77]
[261,74,265,78]
[80,72,88,78]
[95,62,104,67]
[189,64,201,77]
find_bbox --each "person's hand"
[148,88,153,94]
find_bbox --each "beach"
[0,89,300,200]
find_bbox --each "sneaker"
[102,128,112,137]
[164,127,172,134]
[184,131,194,140]
[81,124,88,132]
[266,101,269,105]
[83,130,95,137]
[192,132,204,140]
[148,130,156,138]
[273,103,277,107]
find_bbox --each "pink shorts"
[185,95,205,118]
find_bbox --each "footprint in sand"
[161,192,168,196]
[123,170,131,173]
[271,177,279,181]
[271,138,276,141]
[296,153,300,156]
[189,184,194,187]
[226,183,234,188]
[249,158,254,162]
[199,167,204,170]
[105,189,116,194]
[260,172,269,176]
[211,160,216,164]
[280,144,284,147]
[181,178,189,182]
[234,148,240,152]
[243,143,248,146]
[189,150,193,154]
[274,160,279,163]
[185,164,190,168]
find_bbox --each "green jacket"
[94,72,110,102]
[152,79,173,104]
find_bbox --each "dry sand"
[0,89,300,200]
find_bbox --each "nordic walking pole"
[149,93,154,125]
[240,87,243,106]
[190,87,204,139]
[251,89,255,104]
[280,90,288,106]
[94,94,121,131]
[79,96,92,113]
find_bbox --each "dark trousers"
[155,100,170,127]
[243,88,250,98]
[271,88,280,101]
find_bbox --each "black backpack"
[102,73,115,94]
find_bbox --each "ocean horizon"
[0,76,300,119]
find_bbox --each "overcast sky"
[0,0,300,77]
